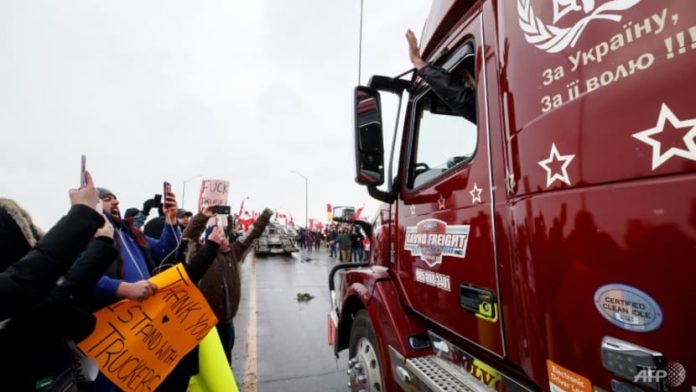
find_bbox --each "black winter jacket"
[417,64,476,123]
[0,204,105,320]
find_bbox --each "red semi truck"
[328,1,696,391]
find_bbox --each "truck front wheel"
[348,310,384,392]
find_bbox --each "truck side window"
[408,54,478,189]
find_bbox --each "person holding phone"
[182,206,274,364]
[82,184,183,392]
[0,171,123,390]
[88,184,181,306]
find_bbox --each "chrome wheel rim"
[348,337,382,392]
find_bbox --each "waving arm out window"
[407,48,478,190]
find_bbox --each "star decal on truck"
[538,143,575,188]
[506,171,516,195]
[632,103,696,170]
[469,183,483,204]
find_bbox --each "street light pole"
[181,174,202,212]
[290,171,308,229]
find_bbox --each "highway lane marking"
[244,256,258,392]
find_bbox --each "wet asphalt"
[231,246,350,392]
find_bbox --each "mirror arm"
[367,184,396,204]
[387,92,404,191]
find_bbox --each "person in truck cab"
[406,29,476,123]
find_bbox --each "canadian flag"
[355,204,365,220]
[239,210,254,229]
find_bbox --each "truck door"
[396,13,505,356]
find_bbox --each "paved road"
[231,246,350,392]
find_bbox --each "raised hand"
[69,170,100,211]
[406,29,426,70]
[163,192,178,225]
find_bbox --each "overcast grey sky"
[0,0,431,229]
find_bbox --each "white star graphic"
[538,143,575,188]
[506,171,516,195]
[409,205,416,216]
[437,195,446,210]
[469,183,483,204]
[632,103,696,170]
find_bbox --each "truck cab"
[330,1,696,391]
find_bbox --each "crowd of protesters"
[0,172,273,391]
[296,224,368,263]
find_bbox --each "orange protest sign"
[77,264,217,392]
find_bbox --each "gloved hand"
[142,195,160,216]
[262,208,274,219]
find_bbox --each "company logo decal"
[593,283,663,332]
[634,361,686,387]
[518,0,642,53]
[404,219,470,267]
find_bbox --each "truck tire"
[348,310,384,392]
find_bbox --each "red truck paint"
[333,1,696,392]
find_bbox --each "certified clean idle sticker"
[594,284,663,332]
[404,219,470,268]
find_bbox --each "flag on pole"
[355,204,365,220]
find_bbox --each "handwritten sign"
[197,179,229,210]
[78,264,217,392]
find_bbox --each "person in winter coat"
[84,186,215,392]
[88,186,181,308]
[350,225,365,263]
[184,207,274,363]
[327,227,338,258]
[0,172,121,390]
[337,227,352,263]
[0,199,43,273]
[0,171,107,319]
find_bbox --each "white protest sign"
[197,179,229,210]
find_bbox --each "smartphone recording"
[211,205,231,215]
[80,155,87,188]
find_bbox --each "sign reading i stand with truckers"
[198,179,229,210]
[77,264,217,392]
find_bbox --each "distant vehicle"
[254,224,298,255]
[285,227,299,239]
